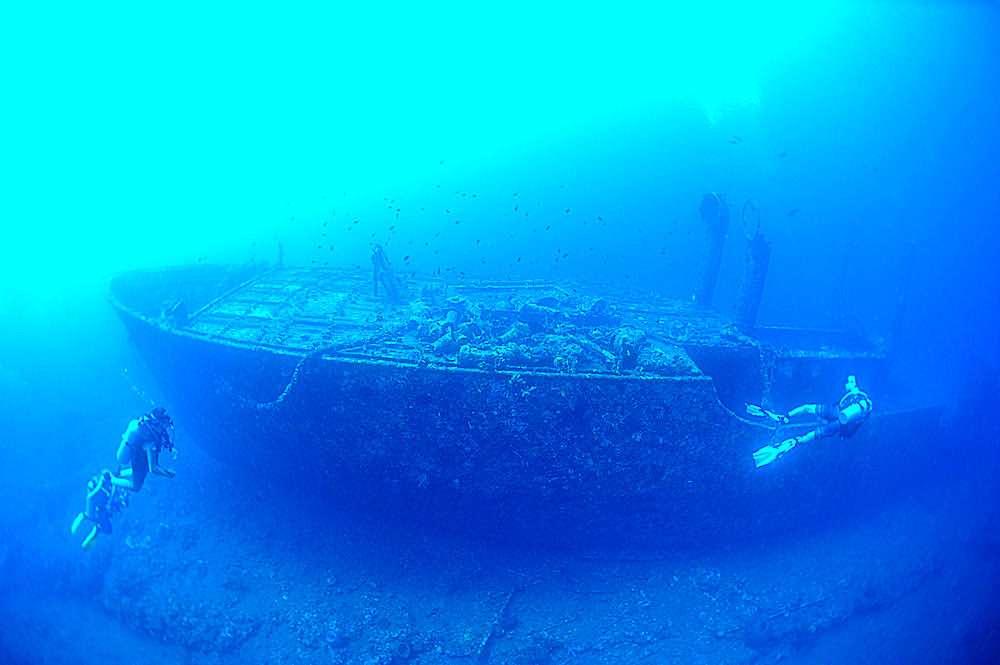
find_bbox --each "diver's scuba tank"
[839,401,869,425]
[838,375,873,426]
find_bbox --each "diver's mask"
[147,408,175,452]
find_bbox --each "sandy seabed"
[2,437,998,665]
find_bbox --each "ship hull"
[113,279,941,547]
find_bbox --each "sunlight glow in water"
[0,1,877,292]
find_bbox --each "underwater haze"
[1,2,999,664]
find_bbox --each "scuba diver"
[70,469,128,550]
[749,375,873,468]
[111,407,176,492]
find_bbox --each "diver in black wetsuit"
[71,469,128,549]
[111,407,176,492]
[751,375,873,468]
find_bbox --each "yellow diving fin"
[71,512,85,534]
[81,526,100,550]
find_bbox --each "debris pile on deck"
[182,267,730,376]
[394,282,702,376]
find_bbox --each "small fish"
[514,204,519,212]
[439,159,445,165]
[787,209,799,216]
[565,208,570,213]
[779,151,787,158]
[729,135,744,144]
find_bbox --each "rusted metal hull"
[109,265,941,547]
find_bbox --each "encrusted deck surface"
[178,267,752,377]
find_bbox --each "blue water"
[2,2,999,663]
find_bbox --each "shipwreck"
[108,195,940,547]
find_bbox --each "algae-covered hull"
[108,264,939,547]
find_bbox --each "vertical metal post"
[734,233,771,330]
[692,192,730,308]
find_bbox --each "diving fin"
[81,526,99,550]
[753,437,797,468]
[71,512,85,534]
[746,403,789,425]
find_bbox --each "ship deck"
[111,263,887,410]
[165,267,755,375]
